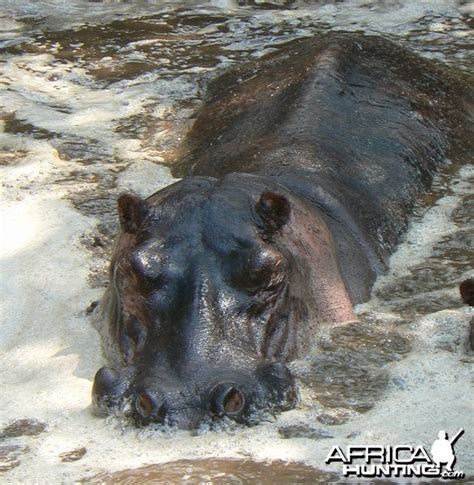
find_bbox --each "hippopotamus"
[91,33,472,429]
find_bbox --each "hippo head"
[92,174,354,428]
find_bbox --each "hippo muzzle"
[92,361,297,428]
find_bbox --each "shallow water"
[0,0,473,482]
[86,458,339,484]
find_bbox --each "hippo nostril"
[135,393,153,418]
[210,383,246,418]
[93,367,120,396]
[134,392,166,422]
[223,387,244,414]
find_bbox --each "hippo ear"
[117,193,149,233]
[256,191,291,233]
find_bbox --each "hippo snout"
[130,379,250,427]
[91,362,298,429]
[92,366,131,416]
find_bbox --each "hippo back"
[173,33,473,300]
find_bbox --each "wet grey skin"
[92,33,473,429]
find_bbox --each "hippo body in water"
[92,34,472,428]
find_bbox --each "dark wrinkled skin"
[92,33,473,429]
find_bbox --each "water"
[0,0,473,482]
[87,459,339,484]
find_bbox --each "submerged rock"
[278,425,334,440]
[0,419,47,440]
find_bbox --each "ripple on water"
[293,319,412,413]
[372,167,474,317]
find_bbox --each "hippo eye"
[245,255,273,292]
[234,247,285,294]
[129,250,163,288]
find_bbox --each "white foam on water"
[0,51,199,175]
[362,165,474,307]
[1,0,473,482]
[1,53,145,142]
